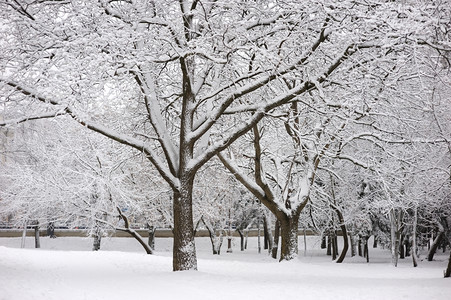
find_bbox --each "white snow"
[0,236,450,300]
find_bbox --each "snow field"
[0,236,450,300]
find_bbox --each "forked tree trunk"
[205,224,223,255]
[172,179,197,271]
[116,208,153,254]
[279,213,300,261]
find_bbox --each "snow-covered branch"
[0,78,180,191]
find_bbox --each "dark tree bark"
[364,237,369,263]
[147,225,156,251]
[33,221,40,249]
[262,212,273,254]
[201,217,223,255]
[445,250,451,278]
[172,176,197,270]
[237,229,245,251]
[399,235,405,259]
[263,217,269,250]
[244,229,249,250]
[349,233,356,257]
[321,234,327,249]
[271,221,280,259]
[428,232,444,261]
[92,229,101,251]
[334,234,339,258]
[116,208,153,255]
[358,237,363,257]
[327,235,332,256]
[332,205,349,263]
[404,236,411,257]
[331,232,338,260]
[279,213,300,261]
[373,236,378,248]
[47,222,56,238]
[257,217,261,254]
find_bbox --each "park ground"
[0,235,450,300]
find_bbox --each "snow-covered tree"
[1,0,449,271]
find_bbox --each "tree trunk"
[336,228,349,263]
[148,225,156,252]
[445,250,451,278]
[404,235,411,257]
[172,177,197,271]
[331,232,337,260]
[349,233,356,257]
[358,237,363,257]
[47,222,56,238]
[237,229,245,251]
[327,235,332,256]
[263,217,269,250]
[364,237,369,263]
[321,234,327,249]
[34,221,40,249]
[263,213,273,254]
[279,214,300,261]
[428,231,444,261]
[21,221,27,248]
[333,233,339,258]
[244,229,249,250]
[121,228,154,254]
[271,221,280,259]
[226,238,232,253]
[410,207,418,267]
[92,230,101,251]
[116,208,153,254]
[373,236,378,248]
[332,204,349,263]
[204,221,223,255]
[390,209,403,267]
[257,217,261,254]
[399,234,405,259]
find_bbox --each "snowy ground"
[0,235,450,300]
